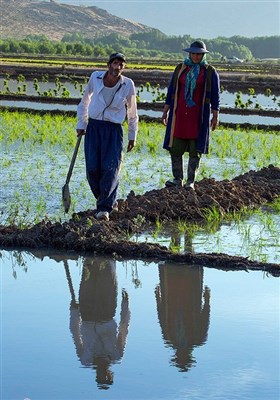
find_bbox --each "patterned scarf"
[184,55,207,107]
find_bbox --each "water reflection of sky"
[131,210,280,264]
[0,99,279,126]
[1,78,279,126]
[1,78,279,110]
[2,250,279,400]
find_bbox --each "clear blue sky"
[57,0,279,38]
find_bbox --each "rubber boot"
[165,155,183,187]
[185,156,200,190]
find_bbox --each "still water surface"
[1,99,278,126]
[1,78,279,110]
[1,78,279,126]
[1,250,279,400]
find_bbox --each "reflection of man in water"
[155,264,210,372]
[70,258,130,389]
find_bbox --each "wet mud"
[1,165,279,276]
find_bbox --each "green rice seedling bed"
[0,110,279,263]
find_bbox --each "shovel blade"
[62,183,71,213]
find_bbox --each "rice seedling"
[152,218,163,239]
[169,237,181,253]
[269,198,280,213]
[202,206,223,227]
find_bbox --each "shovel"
[62,135,82,213]
[63,259,78,307]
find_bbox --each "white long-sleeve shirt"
[70,300,130,366]
[77,70,138,140]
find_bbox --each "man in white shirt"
[76,52,139,221]
[70,258,131,389]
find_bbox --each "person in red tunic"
[162,40,220,189]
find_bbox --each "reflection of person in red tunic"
[162,40,220,190]
[155,263,210,372]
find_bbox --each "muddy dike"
[1,165,280,276]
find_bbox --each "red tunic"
[173,66,204,139]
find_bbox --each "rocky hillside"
[1,0,152,41]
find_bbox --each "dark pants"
[170,138,200,158]
[85,119,123,213]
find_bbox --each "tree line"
[0,30,279,60]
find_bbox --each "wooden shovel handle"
[63,259,78,306]
[65,135,82,185]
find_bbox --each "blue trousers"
[85,119,123,213]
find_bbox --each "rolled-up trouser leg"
[85,119,123,212]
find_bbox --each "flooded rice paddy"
[1,250,279,400]
[1,77,279,110]
[1,77,279,128]
[0,110,279,264]
[1,99,279,127]
[1,69,279,399]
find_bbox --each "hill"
[0,0,153,41]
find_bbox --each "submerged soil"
[1,165,279,276]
